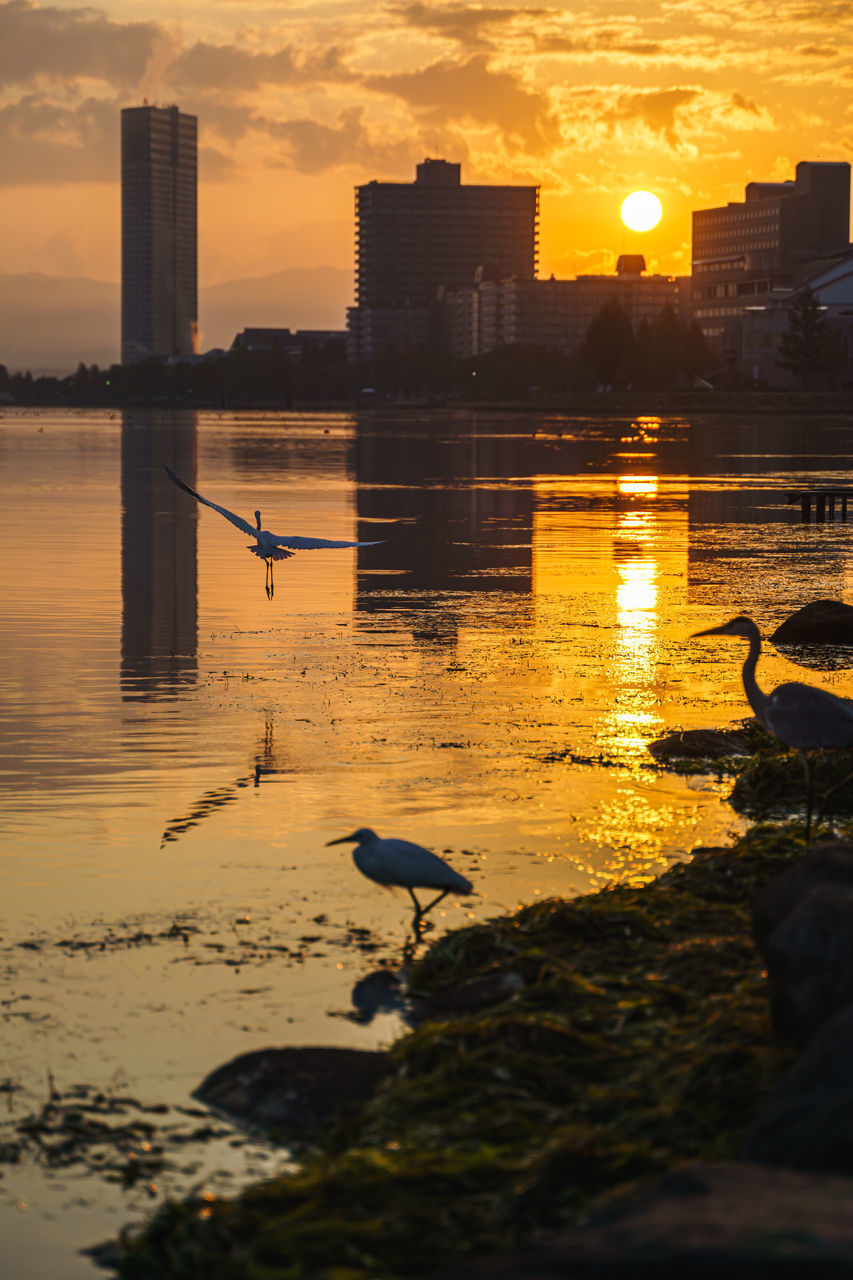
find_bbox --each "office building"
[347,158,539,361]
[121,104,198,365]
[691,160,851,346]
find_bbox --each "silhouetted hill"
[200,267,352,352]
[0,267,352,376]
[0,274,119,375]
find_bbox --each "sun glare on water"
[620,191,663,232]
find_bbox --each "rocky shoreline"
[91,796,853,1278]
[90,607,853,1280]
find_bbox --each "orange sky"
[2,0,852,295]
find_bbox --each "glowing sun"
[621,191,663,232]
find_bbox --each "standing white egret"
[693,614,853,838]
[326,828,474,923]
[164,466,384,598]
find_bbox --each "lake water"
[2,406,853,1275]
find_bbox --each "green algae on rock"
[101,825,806,1280]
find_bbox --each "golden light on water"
[617,476,659,498]
[616,556,658,629]
[620,191,663,232]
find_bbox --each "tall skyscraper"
[347,158,539,361]
[121,105,198,365]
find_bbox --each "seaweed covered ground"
[652,718,853,823]
[99,815,815,1280]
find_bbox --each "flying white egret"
[693,614,853,838]
[326,828,474,923]
[164,465,384,598]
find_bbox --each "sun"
[621,191,663,232]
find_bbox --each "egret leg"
[815,762,853,832]
[798,750,813,841]
[417,889,450,916]
[265,559,274,600]
[407,887,423,917]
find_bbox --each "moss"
[105,823,810,1279]
[731,749,853,818]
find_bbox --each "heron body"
[326,827,473,920]
[693,614,853,836]
[163,465,384,596]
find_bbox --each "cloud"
[262,105,413,174]
[396,3,545,47]
[366,54,557,151]
[0,0,158,88]
[534,31,662,56]
[168,41,349,93]
[0,94,120,185]
[610,87,699,146]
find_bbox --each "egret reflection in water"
[160,718,289,846]
[164,465,385,598]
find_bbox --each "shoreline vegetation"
[3,390,853,416]
[95,719,853,1279]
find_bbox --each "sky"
[2,0,853,296]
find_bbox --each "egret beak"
[691,624,730,638]
[326,832,357,846]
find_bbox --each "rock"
[410,970,525,1023]
[448,1162,853,1277]
[751,840,853,958]
[647,727,753,762]
[194,1046,391,1140]
[771,599,853,646]
[745,1002,853,1174]
[764,882,853,1045]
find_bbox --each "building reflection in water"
[120,410,199,699]
[352,415,534,643]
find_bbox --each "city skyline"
[3,0,853,306]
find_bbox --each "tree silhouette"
[776,286,828,390]
[580,300,639,388]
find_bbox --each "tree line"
[1,302,719,405]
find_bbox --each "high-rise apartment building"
[692,160,851,344]
[347,159,539,361]
[121,105,198,365]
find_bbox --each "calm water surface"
[2,406,853,1274]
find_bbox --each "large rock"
[647,727,753,762]
[746,1002,853,1174]
[449,1163,853,1277]
[194,1046,391,1140]
[751,840,853,958]
[763,882,853,1044]
[771,599,853,645]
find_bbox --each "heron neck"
[741,629,768,724]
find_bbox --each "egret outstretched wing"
[266,532,385,551]
[164,466,257,537]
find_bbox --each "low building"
[738,254,853,387]
[692,160,851,349]
[440,257,687,359]
[230,328,346,356]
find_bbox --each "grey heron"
[326,828,474,925]
[164,465,384,598]
[693,614,853,838]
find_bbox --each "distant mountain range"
[1,266,353,376]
